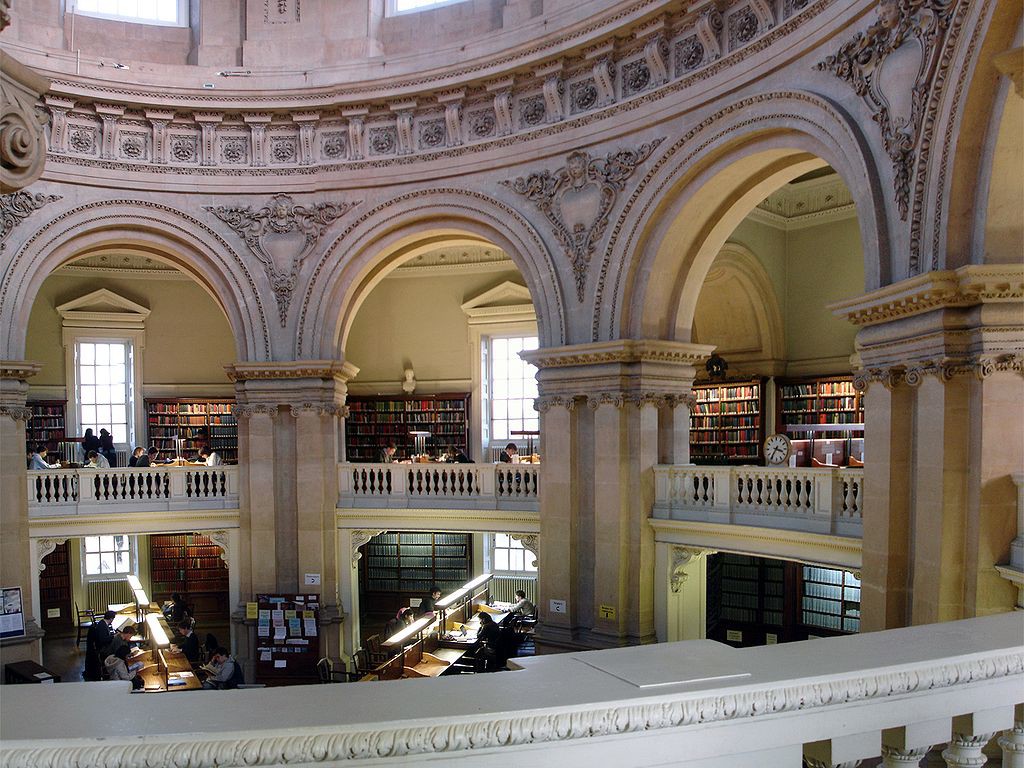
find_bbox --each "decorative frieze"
[226,360,359,382]
[289,401,344,418]
[502,139,663,301]
[0,405,33,422]
[1,191,61,250]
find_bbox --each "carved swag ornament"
[1,191,61,249]
[816,0,958,224]
[206,194,358,325]
[503,139,664,301]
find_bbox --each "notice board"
[254,593,320,684]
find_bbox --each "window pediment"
[57,289,150,330]
[461,282,535,325]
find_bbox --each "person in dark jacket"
[499,443,518,463]
[417,586,442,616]
[84,610,117,681]
[98,429,116,467]
[128,446,146,467]
[383,608,415,640]
[475,612,501,672]
[174,621,201,663]
[82,428,101,455]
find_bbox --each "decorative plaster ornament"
[206,194,359,325]
[816,0,959,232]
[503,139,664,302]
[0,191,61,249]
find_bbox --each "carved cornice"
[351,530,384,566]
[502,140,663,301]
[206,195,359,325]
[853,353,1024,391]
[816,0,959,227]
[830,266,1024,327]
[225,360,360,383]
[0,360,43,380]
[522,339,715,369]
[3,645,1020,767]
[0,192,61,249]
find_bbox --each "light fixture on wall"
[705,354,729,380]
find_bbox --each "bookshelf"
[777,377,864,466]
[149,533,230,627]
[39,541,72,632]
[360,531,471,602]
[801,565,861,634]
[26,401,67,453]
[345,394,470,463]
[689,380,763,463]
[145,399,237,463]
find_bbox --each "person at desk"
[383,608,415,640]
[163,593,189,624]
[498,443,519,463]
[475,613,501,672]
[128,446,146,467]
[174,620,201,664]
[510,589,536,619]
[28,444,60,470]
[105,624,137,658]
[105,645,144,689]
[444,445,472,463]
[202,647,243,689]
[85,450,110,469]
[84,610,117,681]
[198,445,223,466]
[417,586,442,616]
[381,441,398,463]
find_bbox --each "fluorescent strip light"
[436,573,493,609]
[126,575,142,591]
[133,588,150,607]
[383,615,435,646]
[146,613,170,647]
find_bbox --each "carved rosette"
[207,531,230,568]
[510,535,538,568]
[816,0,958,234]
[289,401,344,418]
[1,192,61,249]
[206,194,359,325]
[37,538,67,572]
[232,403,280,419]
[502,139,664,301]
[351,530,384,567]
[0,404,33,422]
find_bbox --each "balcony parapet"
[338,462,538,512]
[654,464,863,538]
[26,466,238,518]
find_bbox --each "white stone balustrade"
[26,466,238,516]
[338,462,539,510]
[1,613,1020,767]
[653,464,864,537]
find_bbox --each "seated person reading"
[381,442,398,464]
[383,608,415,641]
[104,625,137,659]
[163,593,188,624]
[174,620,201,663]
[499,443,518,463]
[475,613,502,672]
[105,644,144,690]
[28,444,60,470]
[510,589,536,618]
[198,446,223,466]
[202,647,243,689]
[85,450,110,469]
[128,447,147,467]
[417,586,442,616]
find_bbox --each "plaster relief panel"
[221,136,249,165]
[503,138,664,301]
[169,134,199,163]
[265,0,300,24]
[518,95,546,128]
[68,125,98,155]
[418,118,446,150]
[467,108,497,139]
[569,79,599,114]
[118,131,148,161]
[270,135,299,164]
[320,131,348,160]
[674,35,706,75]
[367,126,397,156]
[621,59,652,97]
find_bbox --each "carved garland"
[502,140,664,302]
[3,650,1020,767]
[815,0,959,225]
[206,194,359,326]
[0,192,61,249]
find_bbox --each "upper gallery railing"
[26,466,238,516]
[338,462,539,509]
[653,464,863,537]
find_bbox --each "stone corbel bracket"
[670,546,712,593]
[37,538,68,572]
[1,54,51,193]
[510,535,539,569]
[207,530,231,568]
[351,530,385,567]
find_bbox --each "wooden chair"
[75,602,95,647]
[364,634,388,666]
[317,657,358,683]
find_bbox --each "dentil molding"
[225,360,360,382]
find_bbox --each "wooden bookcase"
[26,400,67,452]
[145,399,237,463]
[707,554,860,647]
[345,394,470,463]
[777,377,864,466]
[149,533,230,628]
[689,380,763,463]
[360,531,471,613]
[39,541,73,632]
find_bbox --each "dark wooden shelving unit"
[145,399,237,463]
[689,380,764,463]
[345,394,470,462]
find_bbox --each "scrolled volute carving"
[502,139,664,302]
[510,534,538,568]
[586,392,625,410]
[0,405,34,422]
[232,403,280,419]
[351,530,384,567]
[1,191,61,249]
[1,68,51,193]
[289,401,344,418]
[816,0,958,234]
[206,194,359,325]
[670,546,711,593]
[37,538,67,572]
[207,530,230,568]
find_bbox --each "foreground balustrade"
[338,462,539,510]
[654,464,863,537]
[27,466,239,516]
[1,613,1020,767]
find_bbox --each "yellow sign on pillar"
[246,602,258,620]
[599,604,617,619]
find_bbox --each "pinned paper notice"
[259,650,271,661]
[258,626,270,637]
[246,603,258,620]
[274,659,287,668]
[274,626,286,641]
[303,619,317,636]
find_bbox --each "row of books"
[349,400,466,412]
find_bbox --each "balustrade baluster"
[186,472,194,497]
[201,472,209,496]
[218,471,226,496]
[383,468,392,494]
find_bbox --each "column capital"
[0,360,43,381]
[225,360,360,384]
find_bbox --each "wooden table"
[133,648,202,692]
[5,660,60,684]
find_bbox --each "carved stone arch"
[595,92,891,344]
[296,188,567,361]
[692,242,785,372]
[0,199,273,362]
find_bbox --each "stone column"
[225,361,358,674]
[0,361,44,666]
[523,340,713,650]
[832,265,1024,629]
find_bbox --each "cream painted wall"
[25,274,236,388]
[345,269,524,391]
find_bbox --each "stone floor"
[41,634,86,682]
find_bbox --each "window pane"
[114,535,128,550]
[492,338,507,358]
[109,343,126,363]
[492,400,507,420]
[85,536,99,552]
[80,386,96,405]
[79,343,95,365]
[99,554,114,574]
[95,344,110,366]
[109,384,127,404]
[508,399,524,419]
[95,367,111,386]
[96,404,111,425]
[85,553,101,574]
[111,404,127,425]
[110,364,127,384]
[495,550,509,571]
[495,534,509,547]
[114,551,130,572]
[100,535,115,551]
[80,366,95,385]
[510,550,524,571]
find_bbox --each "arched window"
[70,0,186,27]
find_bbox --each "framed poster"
[1,586,26,639]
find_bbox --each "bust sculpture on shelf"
[402,368,417,394]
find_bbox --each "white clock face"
[764,435,790,464]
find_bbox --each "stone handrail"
[1,613,1021,766]
[653,464,863,537]
[338,462,539,509]
[26,466,238,516]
